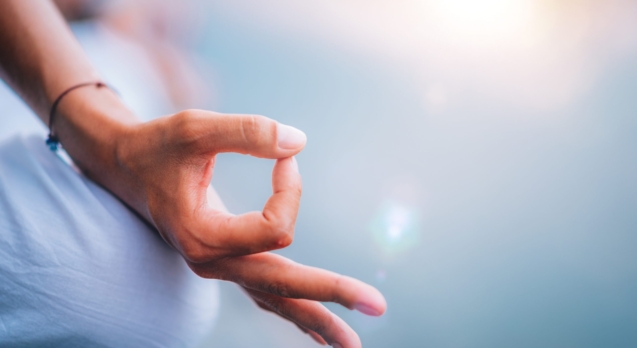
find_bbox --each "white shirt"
[0,134,218,347]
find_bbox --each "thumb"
[185,111,306,158]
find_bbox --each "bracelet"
[46,81,111,151]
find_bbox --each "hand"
[0,1,385,346]
[110,110,386,347]
[114,110,307,261]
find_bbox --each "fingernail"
[354,303,382,316]
[277,123,306,149]
[291,156,299,173]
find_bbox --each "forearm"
[0,0,97,120]
[0,0,140,187]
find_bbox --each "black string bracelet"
[46,81,112,151]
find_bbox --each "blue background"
[191,2,637,347]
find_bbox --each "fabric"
[0,134,219,347]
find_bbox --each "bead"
[46,135,59,151]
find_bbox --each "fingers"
[216,253,387,316]
[176,110,306,158]
[184,157,301,262]
[263,155,301,235]
[246,288,360,348]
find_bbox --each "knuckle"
[240,115,270,146]
[172,110,202,143]
[266,281,292,298]
[330,275,345,302]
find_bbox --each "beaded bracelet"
[46,81,111,151]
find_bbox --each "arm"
[0,1,386,347]
[0,0,138,190]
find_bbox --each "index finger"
[183,156,301,263]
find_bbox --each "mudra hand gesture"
[0,1,386,347]
[112,110,387,347]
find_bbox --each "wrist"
[53,84,139,184]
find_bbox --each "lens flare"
[370,202,421,255]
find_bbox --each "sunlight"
[427,0,538,47]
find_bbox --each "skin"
[0,1,386,347]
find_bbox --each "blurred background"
[3,0,637,347]
[202,1,637,347]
